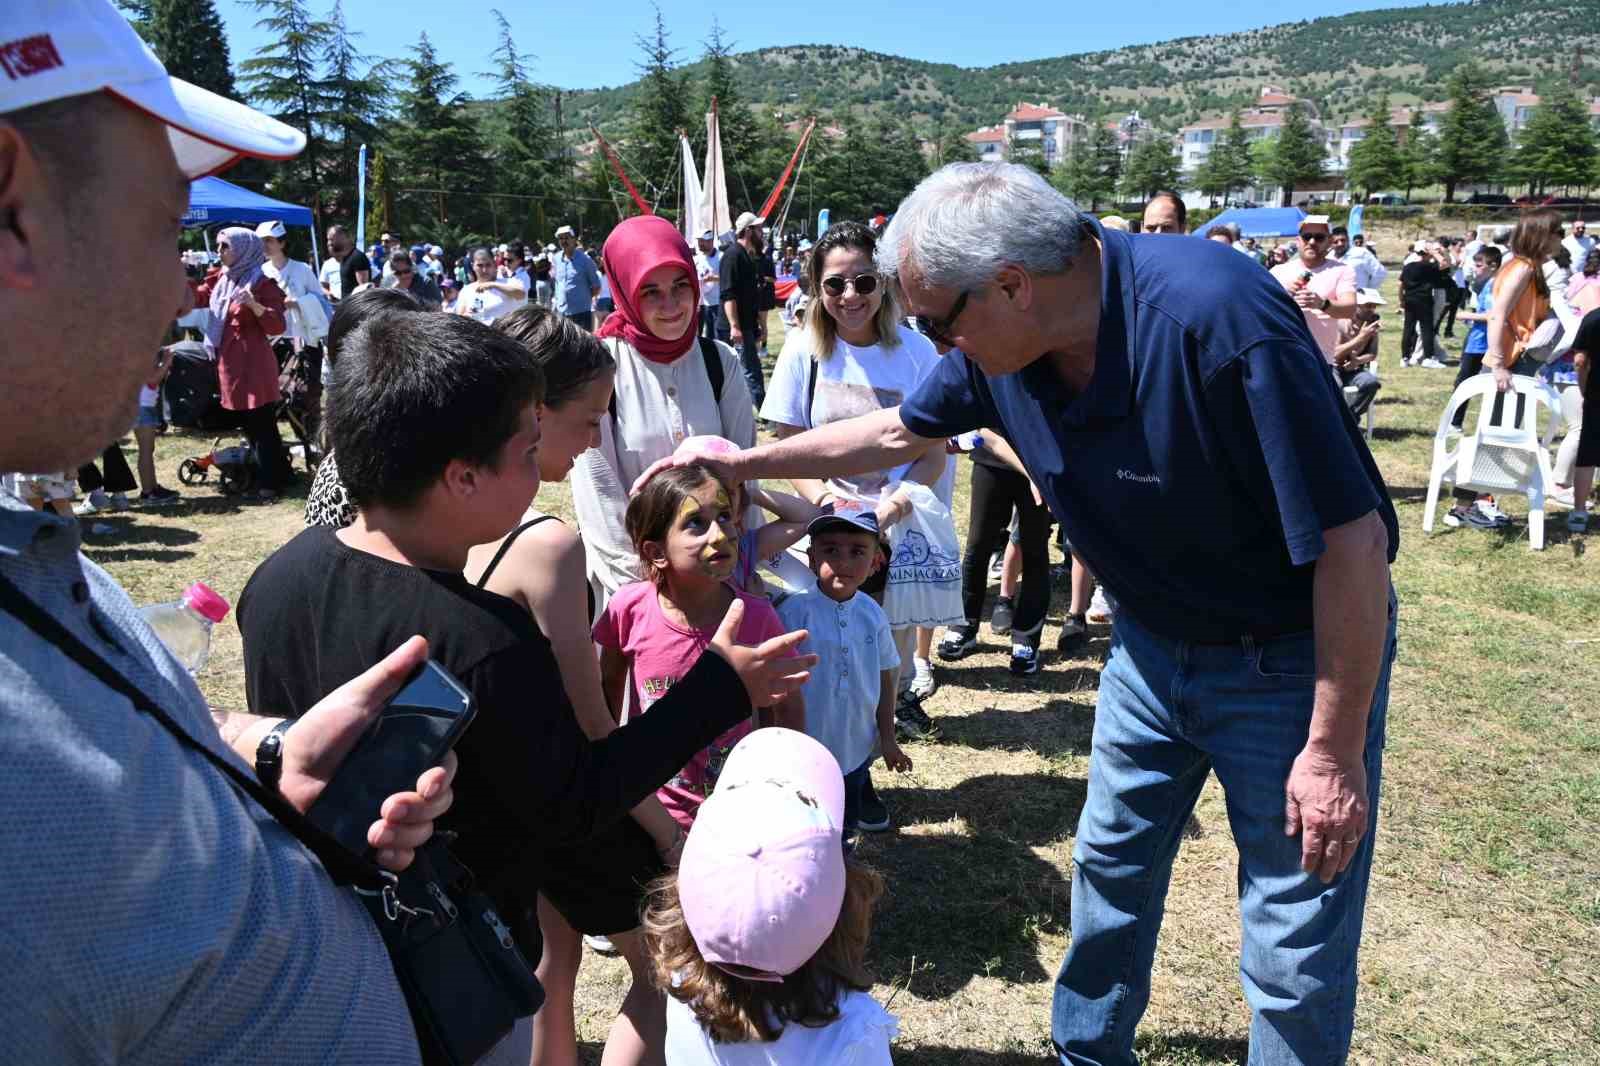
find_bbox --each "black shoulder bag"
[0,573,542,1066]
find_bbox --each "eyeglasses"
[820,272,879,297]
[911,289,970,348]
[1300,232,1329,243]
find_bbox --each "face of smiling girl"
[637,263,698,341]
[652,478,737,583]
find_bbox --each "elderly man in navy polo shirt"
[647,162,1399,1065]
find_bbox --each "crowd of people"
[3,4,1597,1066]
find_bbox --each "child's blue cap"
[806,499,880,538]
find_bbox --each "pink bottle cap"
[183,581,230,623]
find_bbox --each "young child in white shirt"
[775,501,912,833]
[645,728,897,1065]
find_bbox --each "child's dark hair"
[493,304,615,409]
[625,463,729,585]
[643,861,884,1043]
[1477,245,1503,268]
[328,312,544,510]
[325,286,423,369]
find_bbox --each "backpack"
[608,336,725,422]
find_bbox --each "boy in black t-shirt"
[238,312,813,964]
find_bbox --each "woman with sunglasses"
[759,221,949,776]
[189,226,292,499]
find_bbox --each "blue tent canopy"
[1194,206,1307,240]
[184,176,312,229]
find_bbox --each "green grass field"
[90,277,1598,1064]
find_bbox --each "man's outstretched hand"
[705,598,817,709]
[278,635,459,872]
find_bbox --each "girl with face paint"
[592,463,805,839]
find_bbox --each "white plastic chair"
[1423,374,1565,549]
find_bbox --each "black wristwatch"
[1320,296,1330,312]
[255,720,292,794]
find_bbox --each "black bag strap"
[805,354,818,430]
[0,571,386,891]
[474,515,560,590]
[699,335,725,406]
[607,335,726,423]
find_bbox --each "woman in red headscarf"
[572,215,755,605]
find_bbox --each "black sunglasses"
[911,289,970,348]
[820,272,879,297]
[1300,232,1329,243]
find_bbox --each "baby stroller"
[163,340,320,488]
[273,338,322,471]
[177,438,259,496]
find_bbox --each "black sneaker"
[990,596,1014,636]
[138,487,181,507]
[937,624,979,661]
[1009,642,1040,675]
[1056,613,1089,654]
[894,690,938,740]
[855,772,891,832]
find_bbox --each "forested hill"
[570,0,1600,133]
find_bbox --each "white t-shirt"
[695,250,722,306]
[760,323,940,501]
[664,987,896,1066]
[458,281,521,324]
[319,256,342,299]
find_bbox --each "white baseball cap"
[734,211,766,234]
[1356,288,1386,306]
[429,244,443,256]
[2,0,305,179]
[254,219,286,240]
[554,224,576,238]
[697,228,714,241]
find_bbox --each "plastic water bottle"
[139,581,230,675]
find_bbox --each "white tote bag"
[880,483,965,628]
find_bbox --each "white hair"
[877,162,1089,291]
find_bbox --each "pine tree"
[626,4,690,214]
[1194,109,1253,205]
[1344,93,1403,201]
[926,125,979,170]
[1009,135,1050,176]
[239,0,330,199]
[316,0,387,223]
[698,18,769,214]
[1510,80,1599,195]
[1052,124,1117,212]
[1254,103,1323,206]
[1399,109,1439,202]
[483,10,555,234]
[121,0,239,100]
[1119,138,1182,201]
[1435,61,1509,202]
[388,34,489,233]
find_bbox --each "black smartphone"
[306,659,476,858]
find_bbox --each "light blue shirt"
[0,493,417,1064]
[554,248,601,315]
[775,580,900,774]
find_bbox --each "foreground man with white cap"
[0,2,456,1060]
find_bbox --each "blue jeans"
[842,756,872,832]
[1053,596,1396,1066]
[738,331,766,410]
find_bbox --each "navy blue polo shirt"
[900,220,1398,644]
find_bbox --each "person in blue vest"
[644,161,1400,1066]
[552,224,602,331]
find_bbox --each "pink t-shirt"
[593,580,788,829]
[1271,257,1357,365]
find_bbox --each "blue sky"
[213,0,1446,97]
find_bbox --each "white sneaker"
[1549,485,1576,508]
[909,656,936,700]
[1419,357,1447,369]
[1475,498,1512,527]
[1087,586,1116,625]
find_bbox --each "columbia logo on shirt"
[1117,469,1161,485]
